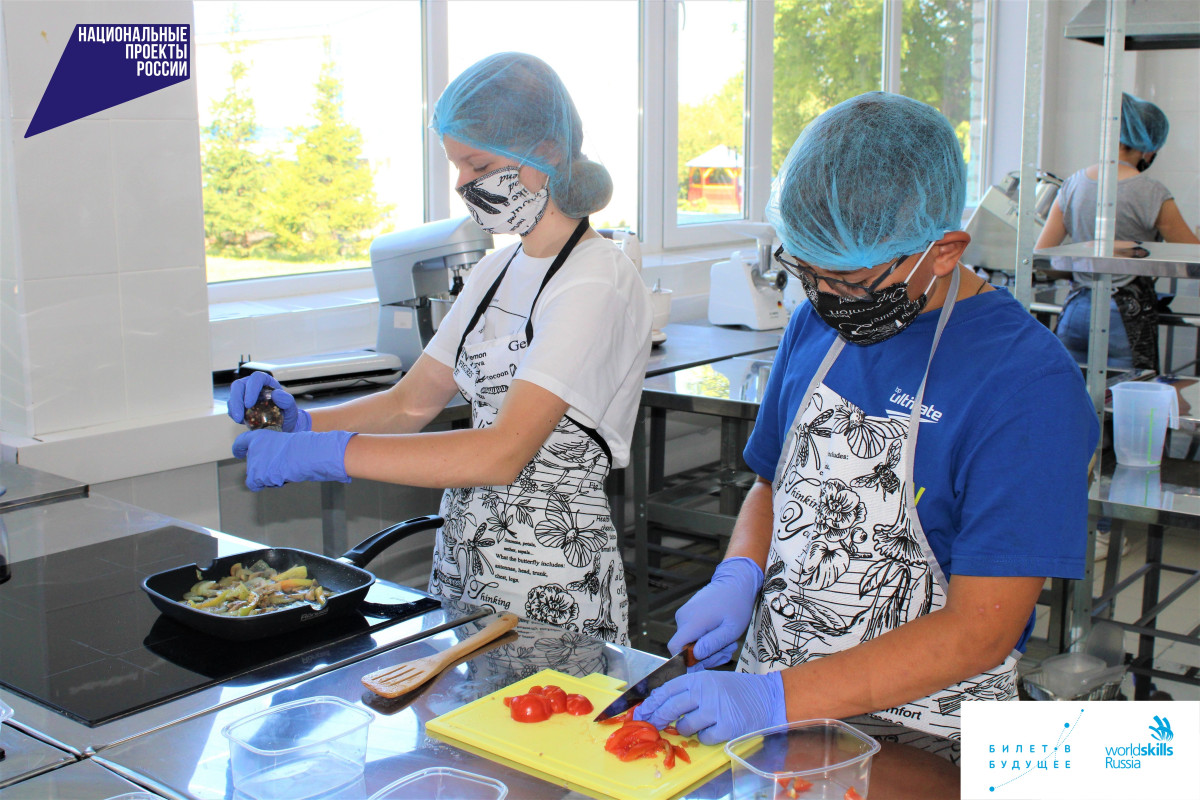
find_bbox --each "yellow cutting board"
[426,669,732,800]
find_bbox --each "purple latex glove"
[227,371,311,432]
[634,670,786,746]
[232,430,355,491]
[669,557,763,670]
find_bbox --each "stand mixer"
[708,222,789,330]
[372,216,494,369]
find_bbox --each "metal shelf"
[1034,240,1200,277]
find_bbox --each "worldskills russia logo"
[1148,715,1173,742]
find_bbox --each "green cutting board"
[426,669,732,800]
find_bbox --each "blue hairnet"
[766,92,966,271]
[431,52,612,219]
[1120,92,1169,153]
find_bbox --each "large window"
[195,1,422,283]
[197,0,991,286]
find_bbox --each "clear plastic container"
[725,719,880,800]
[368,767,508,800]
[222,696,372,800]
[1111,381,1179,467]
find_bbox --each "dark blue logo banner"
[26,24,190,138]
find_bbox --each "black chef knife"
[593,643,697,723]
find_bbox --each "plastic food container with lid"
[725,719,881,799]
[222,696,372,800]
[368,767,508,800]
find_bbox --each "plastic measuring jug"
[1111,382,1179,467]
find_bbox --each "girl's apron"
[429,219,629,646]
[737,268,1020,741]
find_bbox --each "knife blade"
[593,643,697,722]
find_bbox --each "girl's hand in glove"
[227,372,311,432]
[232,430,355,491]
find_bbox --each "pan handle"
[339,514,444,568]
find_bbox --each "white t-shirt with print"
[425,236,653,468]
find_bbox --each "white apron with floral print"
[428,224,629,646]
[737,269,1020,741]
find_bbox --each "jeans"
[1056,291,1134,369]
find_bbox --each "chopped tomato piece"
[564,694,593,715]
[619,720,659,733]
[619,741,662,762]
[502,696,515,707]
[663,725,680,735]
[663,742,676,769]
[673,743,691,764]
[844,788,863,800]
[539,685,568,713]
[508,693,552,723]
[597,705,640,724]
[793,777,813,792]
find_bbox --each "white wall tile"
[22,272,126,434]
[119,267,211,416]
[111,119,204,272]
[0,279,31,437]
[11,118,118,280]
[1,0,84,121]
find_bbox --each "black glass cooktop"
[0,526,438,726]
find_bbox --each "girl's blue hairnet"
[1120,92,1169,153]
[766,92,966,271]
[431,52,612,219]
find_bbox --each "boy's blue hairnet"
[1120,92,1169,153]
[431,52,612,219]
[766,92,967,271]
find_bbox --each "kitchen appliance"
[1065,0,1200,50]
[593,643,695,722]
[427,668,732,800]
[0,525,440,726]
[362,612,518,698]
[237,351,402,395]
[372,216,494,370]
[962,171,1060,272]
[708,222,788,330]
[142,515,443,641]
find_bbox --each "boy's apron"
[429,218,629,646]
[737,268,1019,740]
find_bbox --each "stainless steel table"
[96,610,959,800]
[0,500,484,757]
[1,755,165,799]
[631,355,775,648]
[0,722,76,791]
[646,321,782,377]
[0,461,87,514]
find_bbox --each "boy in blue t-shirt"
[634,92,1099,761]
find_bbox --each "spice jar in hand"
[243,388,284,431]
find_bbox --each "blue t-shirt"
[744,288,1099,651]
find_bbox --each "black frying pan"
[142,514,442,641]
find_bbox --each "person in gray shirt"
[1037,92,1199,371]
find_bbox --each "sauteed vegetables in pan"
[182,561,331,616]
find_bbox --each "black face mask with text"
[802,242,937,346]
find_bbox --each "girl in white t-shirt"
[228,53,652,644]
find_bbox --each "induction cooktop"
[0,526,439,727]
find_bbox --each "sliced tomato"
[619,741,663,762]
[793,777,813,792]
[605,725,661,753]
[597,705,639,725]
[662,742,676,769]
[673,744,691,764]
[502,696,515,707]
[844,788,864,800]
[509,693,552,723]
[662,725,680,735]
[564,694,593,715]
[619,720,659,733]
[538,685,567,713]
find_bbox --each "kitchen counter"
[0,755,164,799]
[95,609,959,800]
[0,461,88,514]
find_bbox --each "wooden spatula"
[362,612,519,698]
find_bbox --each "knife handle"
[681,642,698,668]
